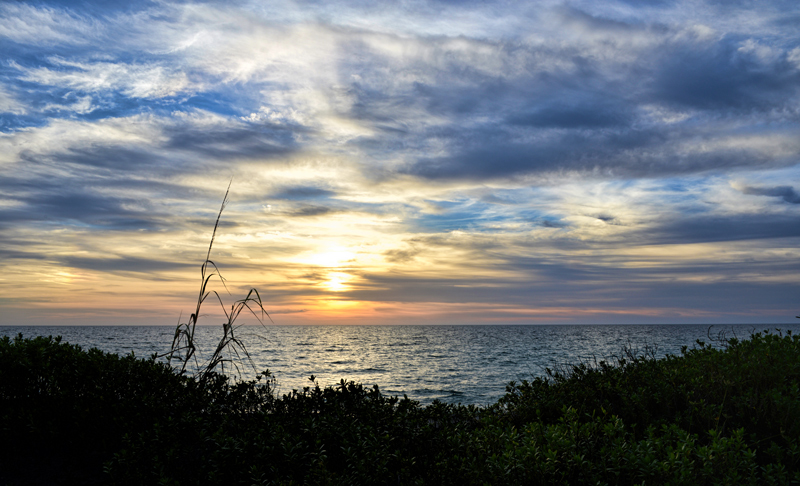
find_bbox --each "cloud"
[383,246,421,263]
[59,255,193,274]
[399,126,800,181]
[287,205,338,217]
[18,58,194,99]
[162,118,298,160]
[508,101,633,129]
[650,36,800,111]
[270,186,336,200]
[4,189,163,231]
[737,184,800,204]
[1,0,800,325]
[0,86,26,115]
[45,145,165,171]
[1,110,301,177]
[321,9,800,183]
[0,4,102,45]
[632,213,800,245]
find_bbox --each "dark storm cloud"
[738,185,800,204]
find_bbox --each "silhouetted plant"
[164,183,273,382]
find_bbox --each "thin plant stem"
[163,182,273,382]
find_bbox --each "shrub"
[2,330,799,485]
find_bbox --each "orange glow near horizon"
[2,222,798,326]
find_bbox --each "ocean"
[2,324,796,406]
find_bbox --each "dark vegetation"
[1,329,800,485]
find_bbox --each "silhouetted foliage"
[2,330,799,485]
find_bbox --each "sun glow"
[323,271,353,292]
[301,248,356,268]
[44,271,83,285]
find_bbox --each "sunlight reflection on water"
[3,324,797,406]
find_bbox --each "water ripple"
[2,324,796,405]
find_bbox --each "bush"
[2,330,799,485]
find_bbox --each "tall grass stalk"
[165,184,272,382]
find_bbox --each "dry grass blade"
[162,182,273,382]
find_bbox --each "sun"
[323,272,353,292]
[294,247,359,292]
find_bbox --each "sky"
[1,0,799,326]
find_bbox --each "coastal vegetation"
[1,329,799,485]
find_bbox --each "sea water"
[2,324,796,406]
